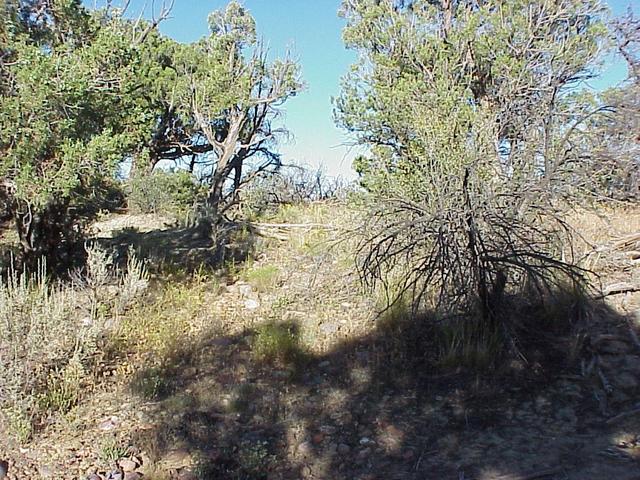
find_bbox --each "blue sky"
[86,0,636,178]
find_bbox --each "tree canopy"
[336,0,619,326]
[0,0,301,265]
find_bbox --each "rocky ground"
[1,204,640,480]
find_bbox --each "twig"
[605,405,640,425]
[490,468,564,480]
[253,223,332,229]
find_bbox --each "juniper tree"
[336,0,610,331]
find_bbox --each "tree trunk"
[13,200,77,272]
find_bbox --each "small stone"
[162,449,192,469]
[319,361,331,368]
[319,425,337,435]
[244,299,260,310]
[297,441,313,457]
[123,473,142,480]
[86,474,103,480]
[37,465,53,478]
[337,443,351,455]
[98,416,119,431]
[312,433,325,444]
[106,471,123,480]
[356,447,372,463]
[359,437,375,445]
[238,284,253,297]
[320,323,339,335]
[118,459,138,473]
[0,460,8,480]
[176,470,198,480]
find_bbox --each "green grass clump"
[99,436,129,463]
[252,322,304,366]
[244,265,279,292]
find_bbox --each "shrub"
[0,246,148,442]
[241,165,353,217]
[126,170,205,217]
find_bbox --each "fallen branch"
[605,405,640,425]
[599,282,640,297]
[253,223,332,229]
[609,232,640,251]
[490,468,563,480]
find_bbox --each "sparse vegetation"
[0,1,639,479]
[252,322,305,366]
[0,246,147,441]
[244,264,279,292]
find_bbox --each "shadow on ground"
[96,219,258,275]
[125,290,640,480]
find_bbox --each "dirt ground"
[1,205,640,480]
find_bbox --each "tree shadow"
[96,220,258,275]
[125,290,640,480]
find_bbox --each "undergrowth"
[0,246,148,442]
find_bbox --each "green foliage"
[98,435,129,464]
[252,322,304,366]
[37,356,85,413]
[337,0,610,336]
[131,366,174,400]
[244,264,279,292]
[0,1,302,266]
[126,170,205,216]
[0,247,148,440]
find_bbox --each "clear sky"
[86,0,636,179]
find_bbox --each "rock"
[319,361,331,369]
[297,441,313,458]
[0,460,8,480]
[118,459,138,473]
[162,449,192,469]
[86,474,103,480]
[238,284,253,297]
[402,449,415,461]
[320,323,339,335]
[176,470,199,480]
[244,299,260,310]
[337,444,351,455]
[359,437,375,445]
[98,416,119,431]
[123,473,142,480]
[37,465,53,478]
[320,425,337,435]
[106,471,124,480]
[312,433,325,444]
[356,447,372,463]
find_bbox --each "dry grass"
[0,245,148,442]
